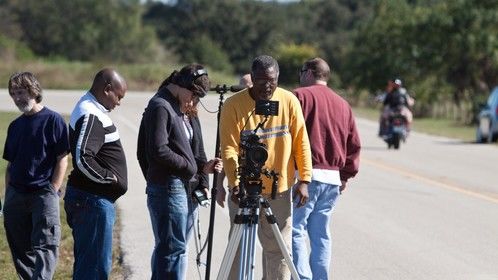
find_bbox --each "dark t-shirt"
[384,89,408,108]
[3,107,70,191]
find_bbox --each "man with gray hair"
[3,72,69,279]
[220,55,312,279]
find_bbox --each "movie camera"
[237,99,279,198]
[217,99,301,280]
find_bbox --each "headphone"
[177,68,208,90]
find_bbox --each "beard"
[16,100,35,113]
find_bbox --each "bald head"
[91,68,126,91]
[90,68,127,111]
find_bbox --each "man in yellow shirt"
[219,55,312,280]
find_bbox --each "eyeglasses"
[252,78,277,87]
[299,68,308,75]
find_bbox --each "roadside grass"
[0,60,237,91]
[0,112,18,278]
[352,106,476,142]
[0,112,124,279]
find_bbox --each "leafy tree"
[413,1,498,102]
[0,33,34,62]
[345,0,498,119]
[144,0,285,72]
[275,43,318,86]
[183,35,233,72]
[0,0,22,40]
[281,0,375,77]
[13,0,159,62]
[343,0,416,91]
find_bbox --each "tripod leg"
[238,207,259,280]
[193,216,202,264]
[245,208,259,280]
[217,205,262,280]
[217,222,244,280]
[262,205,301,280]
[239,221,249,278]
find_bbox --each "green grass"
[0,60,237,91]
[0,112,123,279]
[410,118,476,142]
[0,112,18,278]
[352,106,476,142]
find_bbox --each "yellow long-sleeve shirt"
[219,87,312,194]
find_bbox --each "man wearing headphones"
[137,64,222,279]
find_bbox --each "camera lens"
[248,146,268,165]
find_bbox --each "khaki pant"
[227,189,292,280]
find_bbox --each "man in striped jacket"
[64,68,128,280]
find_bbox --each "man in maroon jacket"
[292,57,361,280]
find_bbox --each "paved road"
[1,89,497,279]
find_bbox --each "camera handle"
[252,116,269,134]
[261,169,279,200]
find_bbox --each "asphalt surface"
[1,89,497,280]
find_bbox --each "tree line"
[1,0,497,122]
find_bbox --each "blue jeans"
[147,178,198,280]
[292,181,340,280]
[64,186,115,280]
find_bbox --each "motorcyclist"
[379,78,414,136]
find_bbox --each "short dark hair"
[251,55,279,75]
[8,72,43,103]
[303,57,330,82]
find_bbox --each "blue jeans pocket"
[167,178,185,194]
[146,178,185,195]
[326,185,341,206]
[64,198,89,228]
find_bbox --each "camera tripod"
[216,189,300,280]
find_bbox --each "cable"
[198,99,219,114]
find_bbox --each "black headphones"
[177,68,208,90]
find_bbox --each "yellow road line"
[362,158,498,204]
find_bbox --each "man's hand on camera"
[230,186,240,205]
[293,181,309,208]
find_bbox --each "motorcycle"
[383,109,408,149]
